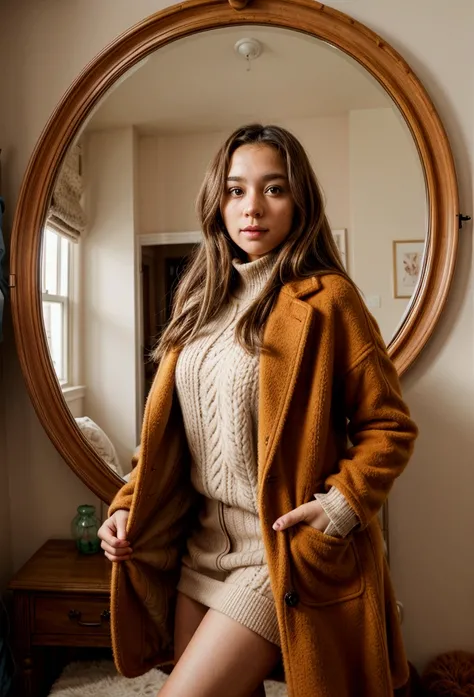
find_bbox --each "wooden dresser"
[8,539,112,697]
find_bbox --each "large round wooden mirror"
[10,0,458,504]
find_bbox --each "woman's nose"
[244,194,263,218]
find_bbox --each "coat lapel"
[258,278,321,484]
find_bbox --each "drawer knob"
[68,608,110,627]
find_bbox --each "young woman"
[98,124,417,697]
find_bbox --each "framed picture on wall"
[331,229,347,270]
[392,239,425,298]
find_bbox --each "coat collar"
[281,274,322,299]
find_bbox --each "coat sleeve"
[323,276,418,528]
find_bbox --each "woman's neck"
[231,253,276,301]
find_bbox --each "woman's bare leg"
[172,593,266,696]
[174,592,209,661]
[162,594,278,697]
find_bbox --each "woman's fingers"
[100,539,132,557]
[101,538,132,562]
[97,511,133,562]
[113,510,130,543]
[98,525,128,548]
[273,502,313,531]
[273,500,328,531]
[98,527,130,549]
[98,511,131,549]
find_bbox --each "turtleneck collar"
[231,253,276,302]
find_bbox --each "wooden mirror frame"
[10,0,458,504]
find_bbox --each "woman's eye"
[266,186,283,195]
[229,187,244,196]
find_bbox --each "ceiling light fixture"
[234,38,262,71]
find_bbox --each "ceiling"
[84,25,393,135]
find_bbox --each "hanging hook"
[458,213,472,230]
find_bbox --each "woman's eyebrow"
[226,173,288,182]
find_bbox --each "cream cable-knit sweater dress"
[175,254,357,646]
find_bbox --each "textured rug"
[49,660,288,696]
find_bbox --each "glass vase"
[71,504,100,555]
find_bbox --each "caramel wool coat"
[108,272,418,697]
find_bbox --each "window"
[41,227,71,384]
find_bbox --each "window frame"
[41,227,73,387]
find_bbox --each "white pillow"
[75,416,121,474]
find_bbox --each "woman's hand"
[272,499,330,533]
[98,509,133,562]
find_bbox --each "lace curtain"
[47,144,86,241]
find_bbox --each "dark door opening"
[141,242,197,405]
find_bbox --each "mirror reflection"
[41,26,427,479]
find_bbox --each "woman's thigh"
[174,591,209,661]
[162,597,280,697]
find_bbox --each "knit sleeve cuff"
[314,487,359,538]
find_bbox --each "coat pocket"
[289,524,365,607]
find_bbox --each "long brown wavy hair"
[153,123,351,360]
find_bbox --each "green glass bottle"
[71,504,100,554]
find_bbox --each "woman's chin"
[239,241,276,260]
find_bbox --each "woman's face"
[221,144,295,262]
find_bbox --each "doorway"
[140,242,197,405]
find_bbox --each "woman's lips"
[241,227,268,239]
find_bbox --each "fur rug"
[49,660,288,696]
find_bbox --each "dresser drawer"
[33,594,111,636]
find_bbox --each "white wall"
[349,108,427,342]
[83,128,139,471]
[285,115,350,231]
[0,0,472,674]
[139,131,224,233]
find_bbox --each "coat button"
[284,590,300,607]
